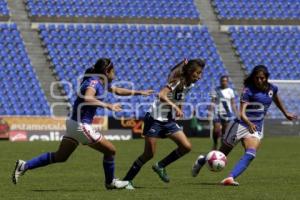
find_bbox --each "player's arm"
[159,86,183,117]
[272,93,297,121]
[240,101,257,133]
[109,87,154,96]
[84,87,122,112]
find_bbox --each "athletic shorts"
[143,113,182,138]
[213,113,233,123]
[65,119,103,145]
[222,121,263,147]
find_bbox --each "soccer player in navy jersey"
[123,59,205,189]
[192,65,297,185]
[12,58,153,189]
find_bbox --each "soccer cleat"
[12,160,27,185]
[191,155,205,177]
[220,177,239,186]
[125,181,135,190]
[152,163,170,183]
[105,178,129,189]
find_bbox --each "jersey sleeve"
[81,79,101,94]
[240,87,252,103]
[166,80,181,91]
[272,84,278,95]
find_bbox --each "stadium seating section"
[39,24,229,118]
[25,0,200,20]
[0,24,51,115]
[229,26,300,80]
[0,0,9,16]
[213,0,300,19]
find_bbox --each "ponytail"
[82,58,113,82]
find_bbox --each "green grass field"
[1,137,300,200]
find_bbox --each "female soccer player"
[192,65,297,185]
[210,75,238,150]
[12,58,153,189]
[123,58,205,189]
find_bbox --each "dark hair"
[83,58,113,82]
[220,75,229,81]
[168,58,205,84]
[244,65,270,89]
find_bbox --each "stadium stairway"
[7,0,68,116]
[195,0,245,92]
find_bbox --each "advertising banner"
[109,117,210,138]
[0,116,108,142]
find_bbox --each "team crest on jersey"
[90,80,98,87]
[268,90,273,98]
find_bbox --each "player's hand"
[248,123,257,133]
[175,108,184,118]
[140,90,154,96]
[285,113,297,121]
[108,103,122,112]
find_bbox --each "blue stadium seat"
[25,0,200,20]
[213,0,300,20]
[0,0,9,16]
[0,24,51,116]
[39,24,231,118]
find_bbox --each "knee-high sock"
[229,148,256,179]
[158,149,185,168]
[103,155,115,184]
[123,156,146,181]
[25,152,55,170]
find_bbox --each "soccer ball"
[206,150,227,172]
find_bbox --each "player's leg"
[159,131,191,168]
[123,136,157,181]
[227,137,260,180]
[12,137,78,184]
[192,121,237,177]
[221,129,261,186]
[212,121,222,150]
[88,137,129,189]
[152,131,191,183]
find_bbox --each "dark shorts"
[143,113,182,138]
[213,113,233,123]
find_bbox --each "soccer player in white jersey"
[210,75,238,149]
[192,65,297,185]
[123,59,205,189]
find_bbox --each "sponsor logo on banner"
[9,131,28,142]
[28,131,64,141]
[0,118,10,139]
[1,116,108,142]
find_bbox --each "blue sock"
[158,149,184,168]
[230,148,256,179]
[123,157,146,181]
[103,156,115,184]
[25,152,55,170]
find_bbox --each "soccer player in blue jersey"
[123,59,205,189]
[192,65,297,185]
[12,58,153,189]
[210,75,238,150]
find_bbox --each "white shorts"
[65,119,103,145]
[222,121,263,147]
